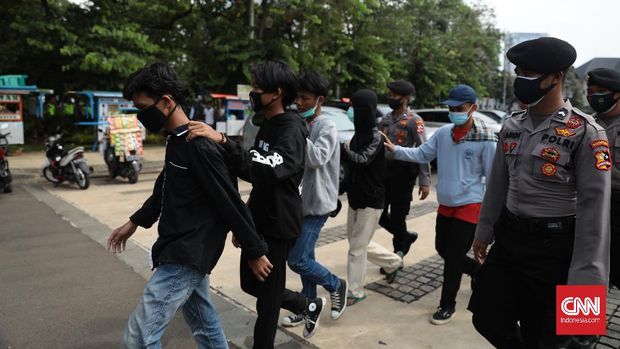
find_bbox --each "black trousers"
[435,214,479,310]
[240,236,307,349]
[468,209,574,349]
[611,201,620,289]
[380,175,416,254]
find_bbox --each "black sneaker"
[385,268,399,284]
[330,279,348,320]
[303,297,326,338]
[400,231,419,256]
[384,252,403,284]
[379,265,403,275]
[430,307,456,325]
[281,313,304,327]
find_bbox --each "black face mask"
[387,97,403,110]
[249,91,278,112]
[514,75,556,106]
[137,98,177,133]
[588,92,620,113]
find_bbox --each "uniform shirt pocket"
[530,144,574,184]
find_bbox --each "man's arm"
[186,121,253,182]
[568,126,611,286]
[344,132,383,165]
[482,141,498,182]
[390,130,437,164]
[109,169,164,253]
[409,115,431,187]
[306,120,338,169]
[475,131,509,244]
[188,139,268,260]
[130,169,165,228]
[221,138,254,183]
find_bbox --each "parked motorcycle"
[0,124,12,193]
[43,133,91,189]
[102,133,141,184]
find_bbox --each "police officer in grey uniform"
[379,80,431,258]
[587,67,620,289]
[469,37,611,348]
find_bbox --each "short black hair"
[251,60,298,106]
[297,71,329,97]
[122,62,187,105]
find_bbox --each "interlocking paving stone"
[365,254,446,303]
[597,287,620,348]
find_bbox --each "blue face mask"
[347,107,355,122]
[448,105,472,126]
[300,100,319,119]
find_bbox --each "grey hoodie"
[301,114,340,216]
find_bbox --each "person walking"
[108,62,272,349]
[343,89,403,306]
[469,37,611,348]
[384,84,497,325]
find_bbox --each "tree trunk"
[41,0,51,17]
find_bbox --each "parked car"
[479,109,507,123]
[414,108,502,140]
[241,106,354,188]
[376,104,392,119]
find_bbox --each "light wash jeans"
[123,264,228,349]
[288,215,340,298]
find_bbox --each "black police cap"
[387,80,415,96]
[587,68,620,92]
[507,37,576,74]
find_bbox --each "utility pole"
[502,71,507,111]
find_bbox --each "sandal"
[346,294,367,306]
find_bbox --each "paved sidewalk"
[0,185,312,349]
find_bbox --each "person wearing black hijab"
[342,89,403,305]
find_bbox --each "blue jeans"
[123,264,228,349]
[288,215,340,299]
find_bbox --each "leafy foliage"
[1,0,503,107]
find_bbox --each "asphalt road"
[0,186,193,348]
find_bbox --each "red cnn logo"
[556,285,606,335]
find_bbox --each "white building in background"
[502,32,547,73]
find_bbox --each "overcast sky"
[468,0,620,67]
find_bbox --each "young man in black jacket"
[343,89,403,306]
[187,60,325,348]
[107,62,272,349]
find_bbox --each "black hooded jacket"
[222,111,308,240]
[343,89,386,210]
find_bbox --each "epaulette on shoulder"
[572,107,602,129]
[572,107,605,131]
[508,109,526,119]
